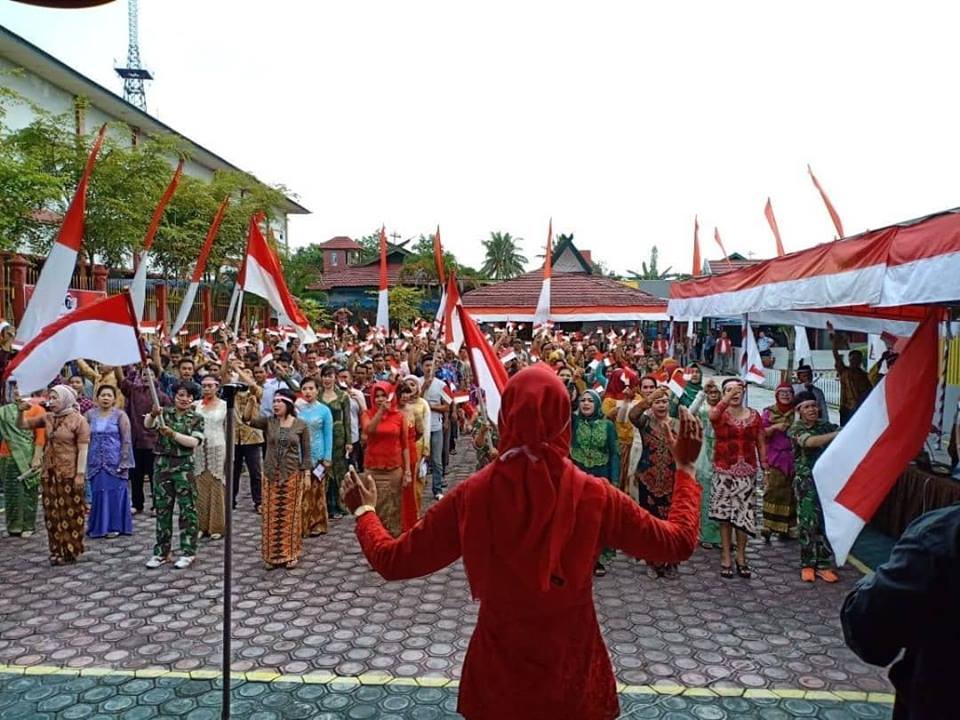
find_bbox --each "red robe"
[355,468,701,719]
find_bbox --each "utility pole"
[114,0,153,112]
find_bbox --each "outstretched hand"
[665,408,703,474]
[341,467,377,513]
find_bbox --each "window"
[330,252,339,266]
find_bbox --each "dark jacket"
[841,503,960,720]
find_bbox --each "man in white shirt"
[422,357,450,500]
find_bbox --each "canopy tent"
[463,271,670,323]
[668,208,960,331]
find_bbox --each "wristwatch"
[353,505,376,519]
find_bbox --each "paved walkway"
[0,440,893,718]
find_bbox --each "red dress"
[355,467,701,719]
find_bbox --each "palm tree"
[481,231,528,280]
[627,245,674,280]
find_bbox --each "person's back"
[841,503,960,720]
[343,366,702,719]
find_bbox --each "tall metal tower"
[114,0,152,112]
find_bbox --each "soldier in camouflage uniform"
[145,384,205,570]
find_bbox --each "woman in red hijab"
[342,365,702,720]
[359,381,410,537]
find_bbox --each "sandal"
[736,562,752,579]
[816,569,839,583]
[720,565,734,579]
[286,560,300,569]
[593,562,607,577]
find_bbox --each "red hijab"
[603,367,638,401]
[461,365,592,600]
[367,380,398,413]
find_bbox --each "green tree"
[366,286,423,329]
[480,231,527,280]
[282,243,327,296]
[627,245,674,280]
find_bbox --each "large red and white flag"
[4,292,145,394]
[130,159,183,323]
[740,322,766,384]
[16,124,106,347]
[376,226,389,332]
[533,219,553,331]
[170,196,229,337]
[807,164,845,240]
[433,226,447,323]
[457,304,508,425]
[814,312,939,564]
[442,271,464,351]
[238,213,316,343]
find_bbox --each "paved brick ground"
[0,443,894,718]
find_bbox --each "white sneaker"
[145,555,169,569]
[173,556,195,570]
[209,533,223,540]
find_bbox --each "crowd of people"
[0,315,890,584]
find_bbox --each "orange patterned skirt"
[42,471,86,562]
[370,467,403,538]
[301,471,329,537]
[261,472,304,566]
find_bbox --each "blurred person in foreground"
[341,365,702,720]
[841,503,960,720]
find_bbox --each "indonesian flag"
[170,196,229,337]
[433,225,447,323]
[667,367,690,398]
[814,312,939,564]
[807,164,845,239]
[457,304,508,426]
[130,159,183,323]
[713,227,733,272]
[740,323,766,384]
[376,226,389,332]
[498,348,516,365]
[16,124,106,347]
[692,215,702,277]
[533,219,552,330]
[764,197,786,258]
[238,213,316,343]
[4,292,144,394]
[442,271,464,350]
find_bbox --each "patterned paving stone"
[0,444,895,717]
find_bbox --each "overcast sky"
[3,1,959,275]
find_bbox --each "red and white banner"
[814,312,940,564]
[4,292,144,394]
[170,196,229,337]
[130,159,183,323]
[740,323,766,384]
[458,304,509,425]
[533,219,552,330]
[23,286,106,320]
[238,213,316,343]
[442,272,464,351]
[376,226,389,332]
[667,368,689,398]
[668,210,960,320]
[16,125,106,347]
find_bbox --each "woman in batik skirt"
[297,377,332,536]
[0,393,45,537]
[18,385,90,565]
[761,383,797,541]
[629,387,680,578]
[194,376,227,540]
[246,389,312,569]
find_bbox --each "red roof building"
[317,236,362,274]
[463,236,667,322]
[703,252,765,275]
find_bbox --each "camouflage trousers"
[153,456,198,558]
[796,480,835,570]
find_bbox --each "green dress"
[789,418,839,569]
[690,393,721,545]
[321,389,352,515]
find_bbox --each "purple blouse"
[761,408,795,476]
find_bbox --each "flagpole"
[124,288,165,427]
[218,382,242,720]
[742,312,749,407]
[233,290,244,336]
[225,283,241,327]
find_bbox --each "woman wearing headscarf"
[675,363,703,411]
[245,388,312,569]
[194,375,227,540]
[360,381,411,537]
[297,377,333,536]
[18,385,91,565]
[84,385,134,539]
[341,365,702,720]
[319,364,352,518]
[689,380,722,548]
[398,376,429,528]
[761,383,797,542]
[601,366,638,493]
[789,390,841,583]
[708,378,765,579]
[629,387,681,578]
[571,388,621,577]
